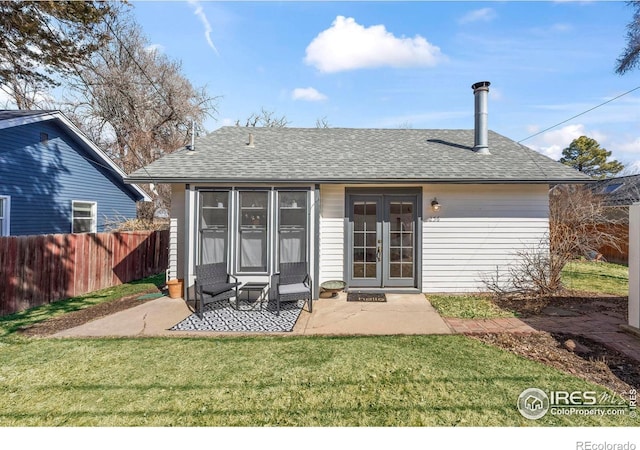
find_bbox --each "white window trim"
[0,195,10,236]
[72,200,97,233]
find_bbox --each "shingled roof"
[126,126,592,184]
[591,174,640,206]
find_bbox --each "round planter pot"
[167,279,184,299]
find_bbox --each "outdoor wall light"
[431,198,441,212]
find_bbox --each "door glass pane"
[200,192,229,264]
[365,264,377,278]
[388,201,414,279]
[239,191,268,272]
[390,263,402,278]
[352,201,378,279]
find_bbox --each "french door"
[347,194,417,288]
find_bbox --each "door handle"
[376,245,381,262]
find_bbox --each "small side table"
[233,282,269,310]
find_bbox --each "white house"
[126,82,591,301]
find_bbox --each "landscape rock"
[563,339,592,355]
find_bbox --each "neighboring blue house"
[0,110,149,236]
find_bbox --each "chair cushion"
[278,282,310,296]
[201,282,239,297]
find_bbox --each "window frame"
[198,190,230,265]
[236,190,271,274]
[0,195,10,237]
[276,190,310,267]
[71,200,97,233]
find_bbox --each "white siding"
[319,185,345,283]
[629,203,639,329]
[170,184,185,280]
[422,184,549,293]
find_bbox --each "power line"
[517,85,640,144]
[39,14,161,192]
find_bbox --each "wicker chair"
[194,263,240,318]
[275,262,312,316]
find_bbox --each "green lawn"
[0,335,635,426]
[0,273,164,338]
[561,261,628,296]
[430,261,629,319]
[0,263,635,426]
[428,295,515,319]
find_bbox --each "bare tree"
[64,13,217,221]
[484,185,624,297]
[239,107,289,128]
[315,116,330,128]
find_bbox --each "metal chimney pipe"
[472,81,491,155]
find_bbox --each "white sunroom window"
[238,191,269,273]
[278,191,307,264]
[199,191,229,264]
[0,195,10,236]
[72,201,97,233]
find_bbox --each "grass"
[0,335,635,426]
[561,260,628,296]
[0,273,165,338]
[0,263,634,426]
[429,261,629,319]
[428,295,515,319]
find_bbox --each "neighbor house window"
[72,201,97,233]
[199,191,229,264]
[238,191,269,272]
[278,191,307,265]
[0,195,10,236]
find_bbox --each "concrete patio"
[51,292,454,338]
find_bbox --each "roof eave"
[124,176,594,185]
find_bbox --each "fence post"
[630,203,639,329]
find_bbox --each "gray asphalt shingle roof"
[126,126,592,184]
[591,174,640,206]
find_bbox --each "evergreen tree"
[0,1,113,108]
[616,1,640,74]
[559,136,624,179]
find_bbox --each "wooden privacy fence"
[0,230,169,316]
[597,223,629,265]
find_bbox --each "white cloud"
[616,137,640,154]
[458,8,497,25]
[526,123,607,160]
[188,0,219,55]
[304,16,446,73]
[292,87,327,102]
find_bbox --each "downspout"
[314,184,321,299]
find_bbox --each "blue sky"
[132,1,640,168]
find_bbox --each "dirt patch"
[476,291,639,393]
[17,289,165,337]
[472,332,640,393]
[492,290,628,317]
